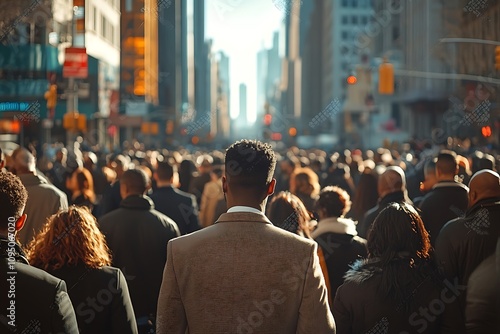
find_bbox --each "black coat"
[312,218,367,301]
[358,191,409,238]
[333,258,464,334]
[49,264,138,334]
[99,195,180,321]
[0,238,79,333]
[150,186,200,235]
[435,197,500,313]
[419,181,469,246]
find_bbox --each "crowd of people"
[0,137,499,333]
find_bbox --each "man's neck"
[156,181,172,188]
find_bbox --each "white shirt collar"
[227,206,264,216]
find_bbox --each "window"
[342,16,348,24]
[361,16,368,25]
[342,0,349,7]
[93,7,97,31]
[352,16,358,24]
[102,16,106,38]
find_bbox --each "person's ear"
[16,214,27,231]
[222,175,228,193]
[267,179,276,196]
[469,189,478,207]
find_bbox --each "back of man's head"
[121,168,149,196]
[468,169,500,207]
[13,148,36,174]
[156,161,176,182]
[436,150,457,178]
[0,172,28,231]
[478,154,495,172]
[225,140,276,191]
[378,166,405,197]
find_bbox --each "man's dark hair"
[0,146,3,164]
[0,172,28,229]
[436,150,457,175]
[478,154,495,172]
[225,140,276,188]
[121,169,149,195]
[315,186,351,217]
[156,161,176,181]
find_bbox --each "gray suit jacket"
[156,212,335,334]
[17,174,68,246]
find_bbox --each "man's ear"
[222,175,228,193]
[16,214,27,231]
[266,179,276,196]
[469,189,478,207]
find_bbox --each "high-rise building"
[238,83,247,125]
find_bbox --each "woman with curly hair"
[333,202,463,333]
[27,205,137,334]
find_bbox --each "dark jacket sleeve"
[50,280,79,334]
[111,269,139,334]
[187,195,201,233]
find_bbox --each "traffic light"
[482,126,492,137]
[495,46,500,70]
[347,75,357,85]
[379,58,394,95]
[264,114,272,126]
[288,127,297,137]
[44,84,57,119]
[63,112,86,132]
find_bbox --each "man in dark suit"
[436,169,500,316]
[156,140,335,334]
[150,161,200,235]
[0,171,78,333]
[419,150,469,245]
[99,168,180,333]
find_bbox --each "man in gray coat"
[156,140,335,334]
[13,148,68,246]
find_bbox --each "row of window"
[87,5,119,48]
[341,0,373,9]
[341,15,369,25]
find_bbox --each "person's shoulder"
[14,262,64,288]
[173,187,197,201]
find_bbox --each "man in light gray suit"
[13,148,68,246]
[157,140,335,334]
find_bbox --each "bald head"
[468,170,500,208]
[13,148,36,174]
[378,166,405,198]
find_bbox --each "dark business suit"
[49,264,138,334]
[150,186,200,235]
[99,194,180,331]
[0,238,78,333]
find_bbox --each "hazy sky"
[206,0,284,122]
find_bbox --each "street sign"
[63,47,88,79]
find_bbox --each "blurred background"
[0,0,499,152]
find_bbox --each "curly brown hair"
[27,205,111,270]
[0,172,28,230]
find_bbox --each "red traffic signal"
[347,75,357,85]
[264,114,272,126]
[482,126,492,137]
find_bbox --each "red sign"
[63,47,88,78]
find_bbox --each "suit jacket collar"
[120,194,155,210]
[214,212,273,225]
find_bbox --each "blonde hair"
[27,206,111,270]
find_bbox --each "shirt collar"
[227,206,264,216]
